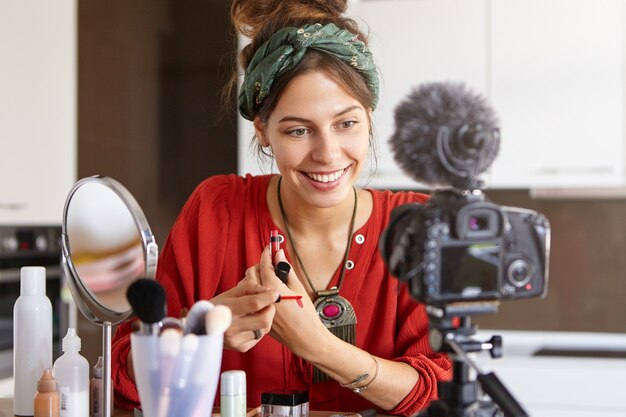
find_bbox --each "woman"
[112,0,451,414]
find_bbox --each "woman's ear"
[253,116,269,147]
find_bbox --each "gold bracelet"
[340,355,380,394]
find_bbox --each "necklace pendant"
[312,293,357,383]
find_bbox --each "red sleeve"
[112,175,237,409]
[387,287,452,415]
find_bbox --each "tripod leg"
[477,373,529,417]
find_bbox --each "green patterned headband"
[238,22,379,121]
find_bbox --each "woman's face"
[254,70,370,210]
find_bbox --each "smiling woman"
[255,71,370,210]
[110,1,451,415]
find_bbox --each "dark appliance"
[0,225,68,379]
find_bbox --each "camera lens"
[507,259,532,287]
[468,215,489,232]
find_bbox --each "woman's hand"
[210,276,279,352]
[254,246,331,361]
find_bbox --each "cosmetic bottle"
[53,328,90,417]
[220,370,246,417]
[34,368,60,417]
[90,356,113,417]
[14,266,53,416]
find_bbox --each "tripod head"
[418,301,529,417]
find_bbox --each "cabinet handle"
[0,202,27,211]
[534,166,615,175]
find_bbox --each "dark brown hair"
[225,0,374,121]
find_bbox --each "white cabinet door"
[350,0,489,190]
[488,0,624,188]
[0,0,77,225]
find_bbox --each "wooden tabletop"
[0,398,126,417]
[0,398,370,417]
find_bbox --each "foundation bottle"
[34,368,60,417]
[90,356,112,417]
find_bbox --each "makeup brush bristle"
[126,278,166,324]
[184,300,214,335]
[205,305,232,335]
[159,328,182,357]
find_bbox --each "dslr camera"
[380,188,550,307]
[382,81,550,307]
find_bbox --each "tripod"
[417,302,529,417]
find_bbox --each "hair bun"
[231,0,348,38]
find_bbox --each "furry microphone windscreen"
[389,82,500,189]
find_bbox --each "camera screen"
[440,242,499,298]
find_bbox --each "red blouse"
[112,174,451,416]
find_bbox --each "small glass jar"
[261,390,309,417]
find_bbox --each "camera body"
[381,189,550,306]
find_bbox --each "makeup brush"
[178,305,233,416]
[205,304,232,335]
[126,278,167,334]
[159,316,183,334]
[159,328,182,387]
[184,300,214,335]
[157,328,182,417]
[165,333,200,417]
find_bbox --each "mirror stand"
[62,176,158,417]
[103,322,111,417]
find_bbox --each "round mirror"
[61,175,158,325]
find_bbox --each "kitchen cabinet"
[0,0,77,225]
[354,0,624,190]
[488,0,624,188]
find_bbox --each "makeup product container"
[53,328,90,417]
[13,266,53,416]
[34,368,60,417]
[261,390,309,417]
[90,356,112,417]
[131,332,223,417]
[220,370,246,417]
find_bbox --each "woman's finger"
[218,288,278,316]
[226,305,275,335]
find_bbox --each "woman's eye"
[341,120,357,129]
[289,128,308,137]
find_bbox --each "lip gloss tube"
[270,230,280,265]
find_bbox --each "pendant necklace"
[277,177,358,383]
